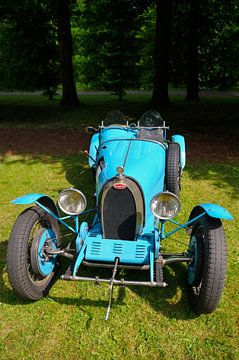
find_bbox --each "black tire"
[166,143,181,198]
[187,215,226,314]
[7,206,60,300]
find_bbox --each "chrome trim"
[82,260,150,270]
[150,191,181,220]
[100,177,144,239]
[61,275,167,287]
[99,122,169,131]
[116,166,124,174]
[123,140,132,168]
[98,138,166,150]
[57,188,87,216]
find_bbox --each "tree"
[151,0,172,108]
[199,0,239,90]
[54,0,80,105]
[137,5,155,89]
[172,0,239,98]
[75,0,147,100]
[185,0,200,101]
[0,2,59,99]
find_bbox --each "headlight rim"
[57,187,87,216]
[150,191,181,220]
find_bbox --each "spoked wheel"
[187,215,226,314]
[7,206,60,300]
[166,143,181,198]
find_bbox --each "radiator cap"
[116,166,124,174]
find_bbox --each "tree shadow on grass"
[186,163,239,200]
[131,264,198,320]
[1,235,197,320]
[0,240,29,305]
[49,263,197,320]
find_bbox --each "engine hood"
[96,139,166,230]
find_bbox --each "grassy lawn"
[0,95,238,358]
[0,94,238,134]
[0,152,238,359]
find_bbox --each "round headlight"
[150,191,180,220]
[58,188,87,215]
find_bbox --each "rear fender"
[11,193,59,217]
[171,135,186,169]
[189,203,233,221]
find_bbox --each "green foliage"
[199,1,239,89]
[169,0,239,89]
[0,0,239,97]
[72,0,147,99]
[0,1,59,97]
[137,6,156,89]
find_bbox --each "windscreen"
[139,110,164,127]
[103,110,127,126]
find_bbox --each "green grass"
[0,94,238,134]
[0,153,239,359]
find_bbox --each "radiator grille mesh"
[102,187,136,240]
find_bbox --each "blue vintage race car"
[7,110,233,319]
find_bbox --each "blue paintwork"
[172,134,186,169]
[164,212,206,239]
[35,200,77,233]
[76,221,89,252]
[88,133,99,167]
[73,241,88,276]
[149,250,154,282]
[11,121,234,283]
[11,193,47,205]
[12,193,59,218]
[84,226,153,264]
[154,225,160,259]
[96,138,166,231]
[37,228,57,276]
[194,204,233,220]
[100,127,137,143]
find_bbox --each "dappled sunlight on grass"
[0,153,238,359]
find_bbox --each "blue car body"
[10,110,233,318]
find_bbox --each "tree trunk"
[185,0,200,101]
[55,0,80,106]
[151,0,171,108]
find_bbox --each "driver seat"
[138,129,164,143]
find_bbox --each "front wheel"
[187,215,226,314]
[7,206,60,300]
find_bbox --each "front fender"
[11,193,59,217]
[171,134,186,169]
[189,203,233,221]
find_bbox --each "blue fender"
[189,203,233,221]
[88,133,99,167]
[11,193,59,217]
[172,134,186,169]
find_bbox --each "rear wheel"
[166,143,181,198]
[7,206,60,300]
[187,215,226,314]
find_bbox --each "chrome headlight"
[150,191,180,220]
[58,188,87,215]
